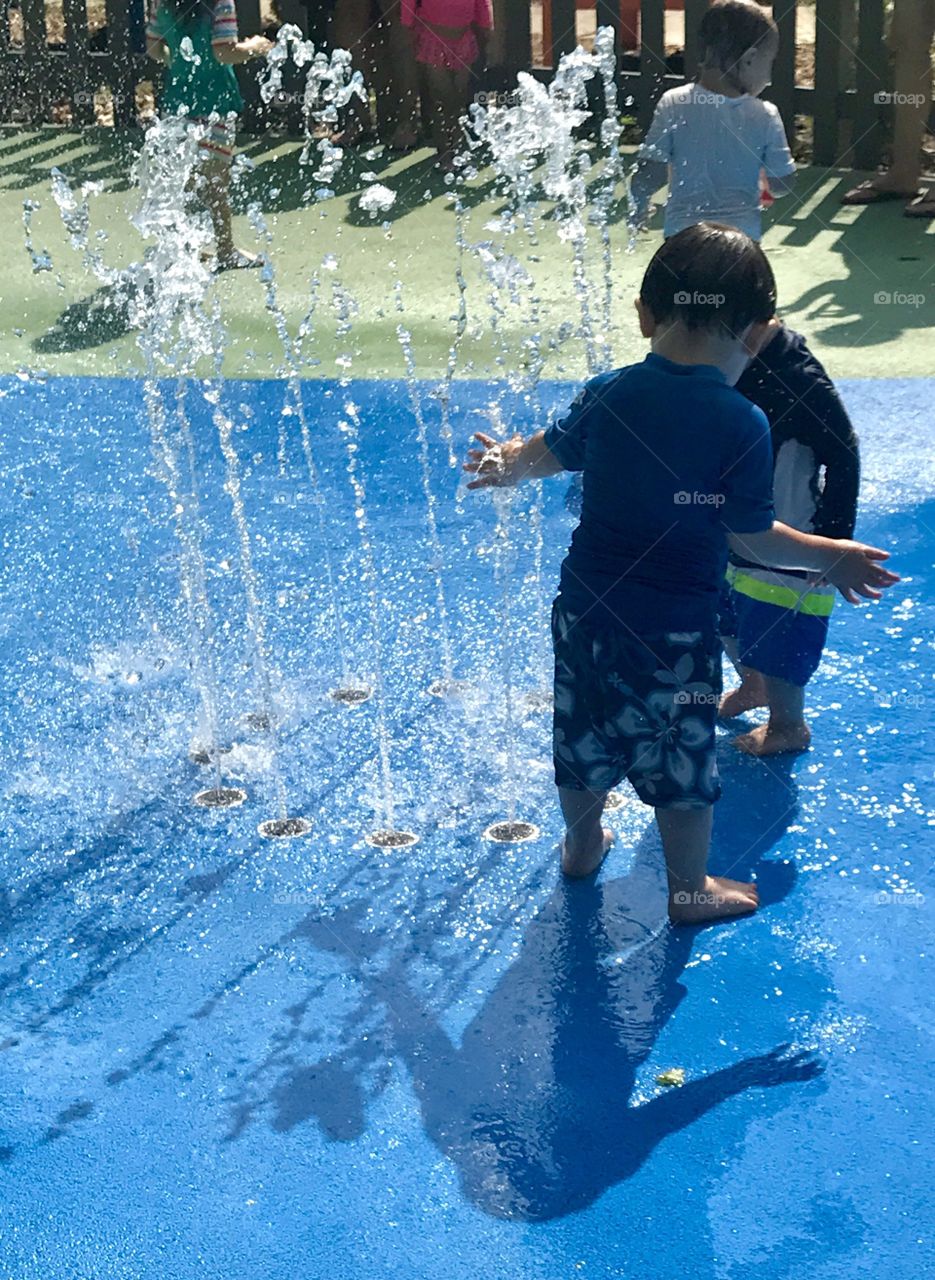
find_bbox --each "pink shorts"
[412,23,479,71]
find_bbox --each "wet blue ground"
[0,375,932,1279]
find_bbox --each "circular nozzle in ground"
[483,820,540,843]
[331,686,373,706]
[427,678,469,699]
[365,829,419,848]
[258,817,312,839]
[194,787,247,809]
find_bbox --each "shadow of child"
[294,774,818,1221]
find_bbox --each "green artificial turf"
[1,126,933,381]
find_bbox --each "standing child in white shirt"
[629,0,796,240]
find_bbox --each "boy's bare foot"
[719,679,768,719]
[732,722,811,756]
[668,875,759,924]
[561,827,614,878]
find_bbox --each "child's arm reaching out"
[629,158,669,231]
[728,524,899,604]
[465,374,607,489]
[464,431,565,489]
[628,94,674,232]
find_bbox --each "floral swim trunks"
[551,596,722,809]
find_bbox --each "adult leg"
[843,0,934,203]
[423,63,469,165]
[376,0,420,147]
[329,0,376,143]
[657,807,759,923]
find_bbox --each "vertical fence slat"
[18,0,50,120]
[549,0,577,65]
[500,0,532,75]
[0,3,14,120]
[638,0,667,131]
[235,0,264,28]
[595,0,620,48]
[102,0,133,125]
[64,0,94,125]
[853,0,887,170]
[770,0,797,140]
[683,0,707,80]
[235,0,264,131]
[812,0,844,164]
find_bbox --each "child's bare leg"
[719,637,768,718]
[558,786,614,878]
[199,156,235,260]
[732,676,810,756]
[199,156,259,271]
[657,805,759,924]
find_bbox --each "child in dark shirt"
[719,321,861,754]
[464,223,897,926]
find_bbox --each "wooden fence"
[0,1,895,168]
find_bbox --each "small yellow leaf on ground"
[655,1068,686,1087]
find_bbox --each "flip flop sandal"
[214,250,263,272]
[903,193,935,218]
[329,126,379,148]
[840,182,920,206]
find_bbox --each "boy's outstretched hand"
[822,541,900,603]
[463,432,526,489]
[731,526,900,604]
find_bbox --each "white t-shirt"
[640,83,796,240]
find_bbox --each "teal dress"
[147,2,243,119]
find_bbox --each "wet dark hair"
[639,222,777,335]
[698,0,778,80]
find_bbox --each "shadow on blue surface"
[0,375,932,1278]
[281,754,816,1222]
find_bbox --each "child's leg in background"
[723,573,831,756]
[192,118,256,270]
[734,674,810,757]
[718,578,768,716]
[656,807,759,922]
[200,154,235,261]
[719,634,768,717]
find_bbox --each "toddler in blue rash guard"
[464,224,897,927]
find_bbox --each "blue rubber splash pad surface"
[0,375,932,1279]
